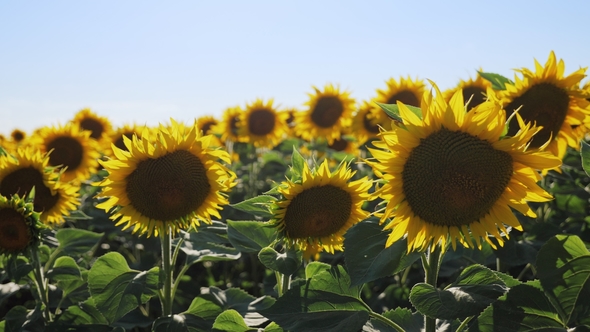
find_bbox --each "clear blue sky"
[1,1,588,135]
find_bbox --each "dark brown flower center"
[248,109,276,136]
[80,118,104,139]
[363,112,381,134]
[11,131,25,142]
[283,185,352,238]
[328,137,349,152]
[0,208,31,252]
[387,89,420,107]
[46,136,84,172]
[125,150,211,221]
[201,121,217,135]
[462,86,487,109]
[505,83,570,148]
[402,128,513,227]
[0,167,60,213]
[311,96,344,128]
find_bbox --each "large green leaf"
[478,71,513,90]
[57,298,109,326]
[175,226,240,266]
[200,287,275,327]
[87,252,159,324]
[410,264,508,320]
[536,235,590,326]
[344,220,421,286]
[581,141,590,177]
[212,309,253,332]
[229,195,275,219]
[47,256,86,297]
[261,264,370,332]
[363,308,423,332]
[227,220,277,253]
[55,228,103,257]
[258,246,301,275]
[473,281,565,331]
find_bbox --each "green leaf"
[2,305,43,332]
[363,307,423,332]
[473,281,565,331]
[87,252,159,324]
[375,102,422,122]
[4,255,32,282]
[264,322,283,332]
[175,226,241,266]
[57,298,109,325]
[305,261,332,278]
[536,235,590,326]
[47,256,86,296]
[229,196,275,219]
[152,314,211,332]
[290,147,306,179]
[258,246,301,275]
[344,221,422,286]
[478,71,514,90]
[199,287,275,327]
[55,228,103,257]
[261,265,370,332]
[580,141,590,177]
[212,309,253,332]
[227,220,277,253]
[410,264,508,320]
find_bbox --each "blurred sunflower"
[376,76,425,106]
[109,124,147,154]
[272,159,372,260]
[32,123,101,183]
[238,99,289,148]
[351,101,391,145]
[0,194,43,255]
[96,120,236,237]
[213,106,243,144]
[11,129,26,144]
[0,147,80,226]
[294,84,355,145]
[72,108,114,155]
[368,85,561,252]
[442,72,492,110]
[196,116,219,136]
[501,51,589,160]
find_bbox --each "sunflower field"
[2,51,590,332]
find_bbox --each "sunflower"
[213,106,243,144]
[238,99,289,148]
[96,120,236,237]
[442,71,492,110]
[368,84,561,252]
[109,124,147,154]
[351,101,392,145]
[272,159,372,260]
[10,129,26,144]
[294,84,356,145]
[196,116,219,136]
[0,147,80,226]
[72,108,113,145]
[31,123,101,183]
[0,194,43,255]
[500,51,589,161]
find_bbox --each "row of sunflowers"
[1,51,590,331]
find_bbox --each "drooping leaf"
[199,287,275,327]
[261,265,370,332]
[47,256,86,297]
[363,307,423,332]
[227,220,277,253]
[212,309,252,332]
[87,252,159,324]
[55,228,103,257]
[473,281,565,331]
[258,246,301,275]
[344,220,422,286]
[410,264,508,320]
[229,196,275,219]
[478,71,514,90]
[375,102,422,122]
[174,225,240,266]
[536,235,590,326]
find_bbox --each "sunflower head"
[10,129,26,143]
[294,84,356,145]
[0,193,44,255]
[351,101,392,145]
[368,83,561,252]
[109,124,148,154]
[196,116,219,136]
[31,123,101,183]
[500,51,589,161]
[0,147,80,226]
[96,119,236,237]
[72,108,113,143]
[271,157,372,260]
[213,106,244,144]
[442,71,492,110]
[376,76,426,107]
[238,99,289,148]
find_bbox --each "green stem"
[274,271,283,297]
[456,316,473,332]
[171,264,190,302]
[281,273,291,295]
[30,246,53,322]
[368,311,405,332]
[423,244,443,332]
[160,229,173,316]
